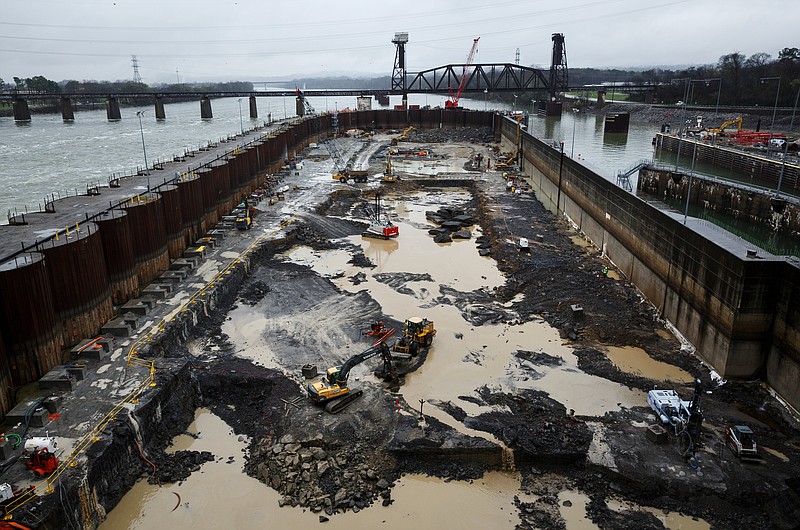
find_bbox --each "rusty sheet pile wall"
[40,226,113,347]
[158,185,185,260]
[95,209,139,305]
[0,254,61,385]
[124,197,169,285]
[503,117,800,412]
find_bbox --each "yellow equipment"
[384,152,398,182]
[307,330,395,413]
[495,114,523,169]
[707,117,742,136]
[391,126,414,146]
[392,317,436,357]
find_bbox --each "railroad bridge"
[0,33,652,123]
[0,33,565,122]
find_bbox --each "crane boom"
[446,37,480,108]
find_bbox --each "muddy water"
[284,192,645,420]
[102,409,521,530]
[606,498,711,530]
[605,346,695,383]
[558,491,712,530]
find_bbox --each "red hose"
[134,440,157,481]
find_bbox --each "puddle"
[558,490,599,530]
[761,446,789,462]
[656,328,674,340]
[605,346,695,383]
[607,498,711,530]
[569,234,596,252]
[102,409,521,530]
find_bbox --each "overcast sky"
[1,0,795,84]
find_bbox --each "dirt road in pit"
[159,130,800,530]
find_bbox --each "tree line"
[2,46,797,107]
[573,47,800,107]
[0,77,254,95]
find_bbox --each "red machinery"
[445,37,480,108]
[24,449,58,477]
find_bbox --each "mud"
[108,131,800,529]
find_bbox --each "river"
[0,93,666,223]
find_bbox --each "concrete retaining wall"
[500,116,800,412]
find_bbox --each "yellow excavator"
[392,317,436,357]
[307,330,395,413]
[707,117,742,136]
[383,152,398,182]
[391,125,414,146]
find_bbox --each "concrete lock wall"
[500,116,800,412]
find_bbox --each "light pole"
[283,95,287,119]
[237,98,244,135]
[556,141,565,214]
[760,76,781,143]
[776,82,800,196]
[571,109,579,158]
[135,110,150,195]
[484,88,488,111]
[671,78,691,170]
[704,77,722,144]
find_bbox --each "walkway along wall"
[501,116,800,412]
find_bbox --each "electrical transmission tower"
[131,55,143,84]
[515,48,520,65]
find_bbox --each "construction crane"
[296,88,316,116]
[445,37,480,109]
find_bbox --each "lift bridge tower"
[549,33,568,101]
[391,32,409,109]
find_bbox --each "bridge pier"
[296,96,305,117]
[106,97,121,121]
[597,90,606,107]
[154,96,166,120]
[249,96,258,119]
[200,96,213,119]
[60,97,75,122]
[12,98,31,122]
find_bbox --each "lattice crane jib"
[446,37,481,108]
[549,33,568,100]
[392,32,409,107]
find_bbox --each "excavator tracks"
[324,390,364,414]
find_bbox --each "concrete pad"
[140,297,158,310]
[196,236,217,249]
[141,285,168,299]
[5,400,50,427]
[160,270,186,283]
[120,299,149,316]
[43,396,62,414]
[119,312,139,328]
[64,365,87,381]
[38,369,76,391]
[183,246,208,259]
[101,318,133,337]
[170,258,197,271]
[207,229,226,241]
